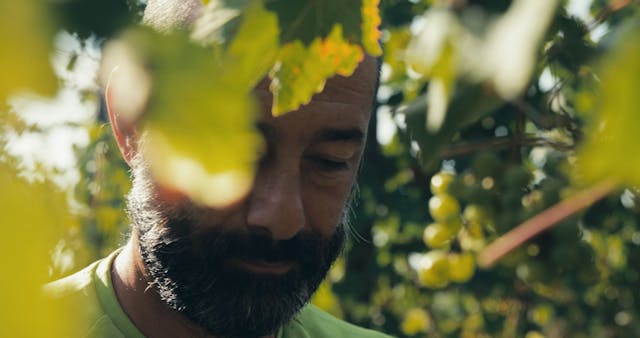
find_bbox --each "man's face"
[127,56,378,337]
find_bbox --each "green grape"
[529,303,554,327]
[463,204,488,225]
[423,222,456,249]
[400,308,431,335]
[429,194,461,223]
[418,250,450,288]
[471,151,502,178]
[503,165,532,189]
[466,184,493,205]
[539,177,564,207]
[448,252,475,283]
[430,171,455,195]
[525,331,545,338]
[516,260,550,284]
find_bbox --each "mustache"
[193,227,343,265]
[147,219,346,269]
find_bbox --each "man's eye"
[314,158,349,171]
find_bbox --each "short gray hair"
[142,0,202,32]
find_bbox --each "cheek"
[302,181,354,236]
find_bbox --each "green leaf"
[576,21,640,186]
[265,0,381,55]
[219,0,280,86]
[266,0,362,45]
[269,25,364,116]
[405,83,502,170]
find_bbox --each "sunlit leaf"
[405,9,460,79]
[405,9,462,132]
[478,0,558,99]
[0,0,56,100]
[382,28,411,84]
[217,0,280,86]
[103,29,263,207]
[0,162,72,337]
[269,25,364,116]
[361,0,383,55]
[576,21,640,186]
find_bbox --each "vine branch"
[477,178,620,268]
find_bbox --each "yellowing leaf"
[270,25,364,116]
[361,0,382,55]
[576,22,640,186]
[0,0,56,100]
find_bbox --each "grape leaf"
[265,0,381,55]
[263,0,381,115]
[576,21,640,186]
[269,25,364,116]
[361,0,383,55]
[266,0,360,44]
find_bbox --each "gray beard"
[125,159,348,337]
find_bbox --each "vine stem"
[477,178,620,268]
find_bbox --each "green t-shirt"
[45,250,392,338]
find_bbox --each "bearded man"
[46,1,390,337]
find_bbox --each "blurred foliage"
[2,0,640,338]
[0,0,56,100]
[334,1,640,337]
[0,154,73,336]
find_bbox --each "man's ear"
[104,71,139,167]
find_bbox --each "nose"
[245,163,305,240]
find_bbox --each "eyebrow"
[312,128,365,144]
[255,123,364,144]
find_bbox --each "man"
[46,1,390,337]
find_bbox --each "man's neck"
[111,237,276,338]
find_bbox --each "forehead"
[254,56,378,135]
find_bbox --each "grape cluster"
[415,171,483,288]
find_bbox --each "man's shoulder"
[289,304,394,338]
[43,252,133,338]
[44,259,101,299]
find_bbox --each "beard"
[126,158,348,338]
